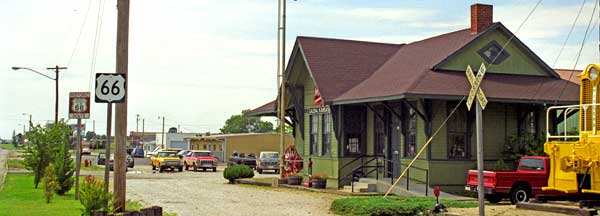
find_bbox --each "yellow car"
[150,150,183,172]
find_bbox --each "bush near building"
[330,196,477,216]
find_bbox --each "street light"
[21,113,32,132]
[11,66,66,125]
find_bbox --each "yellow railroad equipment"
[544,64,600,194]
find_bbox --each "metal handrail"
[400,162,429,196]
[544,103,600,141]
[338,155,385,189]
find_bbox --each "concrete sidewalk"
[0,149,8,190]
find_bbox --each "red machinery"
[283,145,303,177]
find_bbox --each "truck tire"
[212,167,217,172]
[257,168,263,174]
[486,194,502,203]
[159,166,164,173]
[152,164,156,170]
[510,185,531,204]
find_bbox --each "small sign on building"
[69,92,91,119]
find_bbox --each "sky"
[1,0,600,139]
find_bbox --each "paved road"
[126,164,340,216]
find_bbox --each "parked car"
[108,154,134,171]
[177,150,192,158]
[256,151,280,174]
[131,148,145,158]
[146,147,162,158]
[465,156,566,204]
[228,152,257,169]
[126,148,134,155]
[81,148,91,155]
[97,153,106,165]
[150,150,183,172]
[182,150,218,172]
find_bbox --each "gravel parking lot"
[126,164,340,216]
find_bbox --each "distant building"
[156,131,202,150]
[186,133,293,162]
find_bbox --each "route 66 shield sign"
[95,73,127,103]
[69,92,90,119]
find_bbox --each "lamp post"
[21,113,32,132]
[12,66,67,125]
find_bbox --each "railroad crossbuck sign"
[465,63,488,111]
[95,73,127,103]
[69,92,91,119]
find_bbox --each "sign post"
[466,63,487,216]
[95,73,127,199]
[69,92,91,200]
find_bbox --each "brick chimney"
[471,4,493,34]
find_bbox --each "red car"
[465,156,565,204]
[183,150,218,172]
[81,148,92,155]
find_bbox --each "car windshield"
[262,153,278,159]
[158,152,177,157]
[520,158,544,171]
[192,152,211,157]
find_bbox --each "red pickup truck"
[465,156,564,204]
[182,150,218,172]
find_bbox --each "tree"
[43,163,59,203]
[274,124,293,134]
[24,121,70,189]
[220,113,274,134]
[54,123,74,195]
[85,131,96,141]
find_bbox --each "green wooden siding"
[431,100,447,159]
[437,30,550,76]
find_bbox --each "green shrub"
[43,164,59,203]
[80,175,112,215]
[54,131,74,195]
[330,196,477,216]
[223,165,254,183]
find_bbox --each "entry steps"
[341,182,377,193]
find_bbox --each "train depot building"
[247,4,580,192]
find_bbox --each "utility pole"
[136,114,139,132]
[141,118,145,150]
[93,120,95,132]
[113,0,130,212]
[158,116,165,148]
[278,0,287,179]
[46,65,67,124]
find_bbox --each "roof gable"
[434,23,558,77]
[294,36,403,102]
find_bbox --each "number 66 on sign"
[95,73,127,103]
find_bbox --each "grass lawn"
[7,159,25,169]
[0,143,16,150]
[0,174,164,216]
[0,174,83,216]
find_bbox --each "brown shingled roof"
[244,100,276,116]
[297,36,403,102]
[328,23,579,104]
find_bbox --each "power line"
[553,0,587,68]
[557,0,599,101]
[67,0,92,67]
[88,0,106,92]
